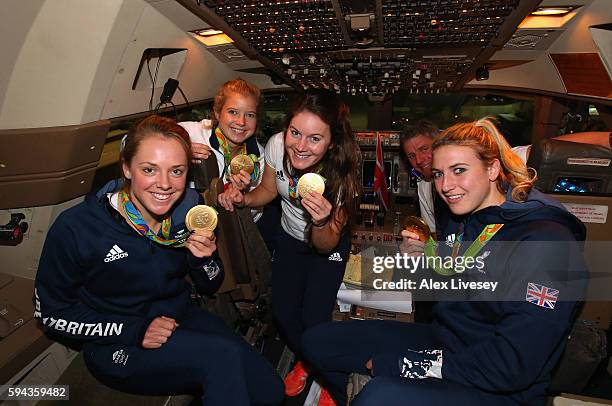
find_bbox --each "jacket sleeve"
[186,252,225,295]
[440,229,586,391]
[35,217,150,346]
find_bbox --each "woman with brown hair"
[219,90,361,405]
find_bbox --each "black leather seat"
[528,138,611,394]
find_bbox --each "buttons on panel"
[202,0,523,95]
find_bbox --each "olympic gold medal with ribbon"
[403,215,430,242]
[297,173,325,198]
[230,154,255,175]
[185,205,218,231]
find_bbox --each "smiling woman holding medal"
[218,90,360,404]
[301,118,588,406]
[179,78,284,254]
[34,115,283,405]
[179,78,265,217]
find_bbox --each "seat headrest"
[527,139,612,195]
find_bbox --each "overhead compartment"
[0,120,109,209]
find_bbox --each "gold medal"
[185,205,218,231]
[403,215,430,242]
[230,154,255,175]
[297,173,325,198]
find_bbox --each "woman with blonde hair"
[301,117,587,406]
[180,77,266,218]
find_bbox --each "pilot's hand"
[142,316,179,349]
[400,230,425,256]
[185,229,216,258]
[217,184,245,212]
[229,170,252,191]
[192,142,212,163]
[301,192,332,227]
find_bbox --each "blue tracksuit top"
[34,180,224,346]
[391,189,588,405]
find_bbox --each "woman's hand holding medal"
[297,173,330,227]
[184,205,218,258]
[228,170,252,191]
[217,154,254,211]
[400,216,430,257]
[229,154,254,190]
[185,229,217,258]
[301,192,332,227]
[400,230,426,256]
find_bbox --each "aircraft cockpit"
[0,0,611,405]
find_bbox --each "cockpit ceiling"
[194,0,537,96]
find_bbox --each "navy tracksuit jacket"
[35,180,283,405]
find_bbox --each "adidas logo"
[328,252,343,262]
[445,234,456,248]
[276,170,285,182]
[104,244,129,263]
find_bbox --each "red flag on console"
[373,132,390,211]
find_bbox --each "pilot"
[302,118,587,406]
[218,90,361,405]
[34,116,283,405]
[400,120,447,235]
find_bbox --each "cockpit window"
[560,103,610,135]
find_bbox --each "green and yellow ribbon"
[424,223,503,276]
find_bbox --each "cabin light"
[194,29,223,37]
[520,6,581,28]
[191,29,233,46]
[531,6,576,16]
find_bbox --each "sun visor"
[589,23,612,80]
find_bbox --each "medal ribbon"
[424,223,503,276]
[120,190,184,246]
[288,174,300,199]
[215,127,261,183]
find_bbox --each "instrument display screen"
[553,177,603,194]
[362,160,392,190]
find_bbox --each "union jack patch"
[526,282,559,309]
